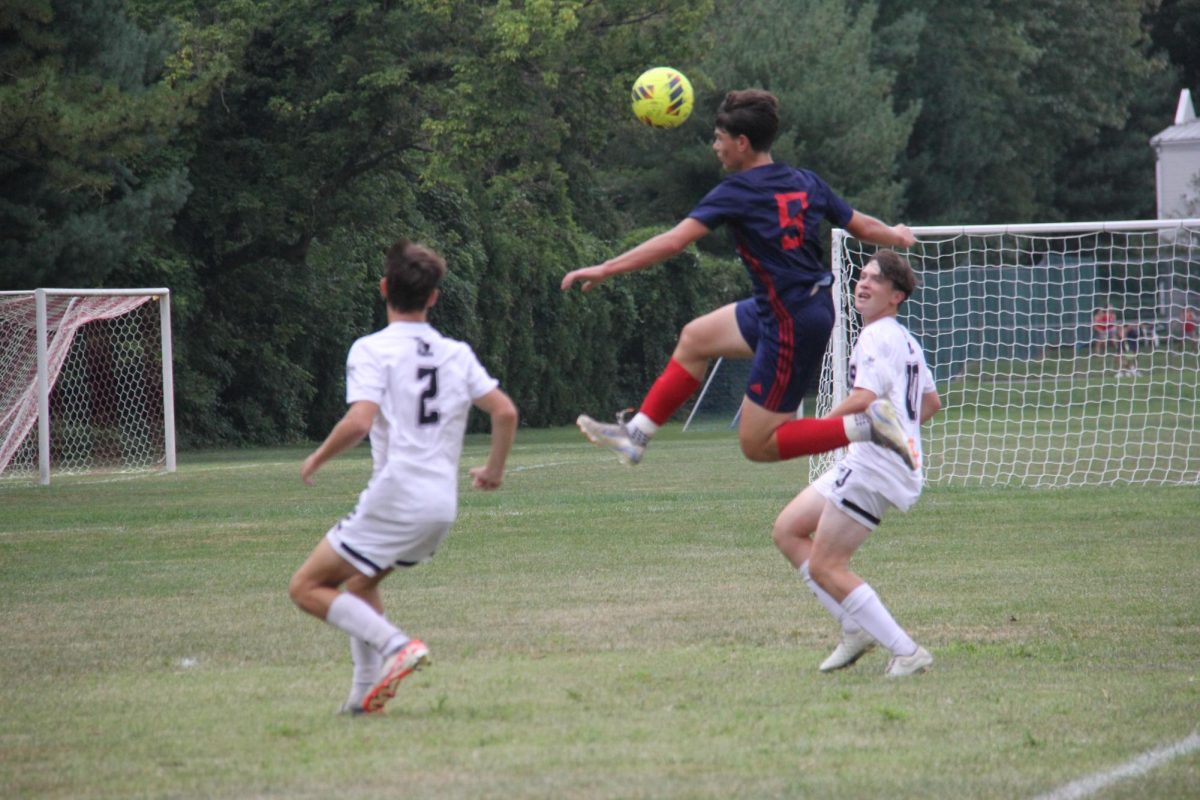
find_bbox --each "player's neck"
[387,309,428,324]
[736,151,773,172]
[862,309,898,327]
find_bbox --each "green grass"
[2,429,1199,798]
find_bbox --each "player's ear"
[379,277,388,299]
[426,288,440,309]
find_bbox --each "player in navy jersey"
[561,89,917,467]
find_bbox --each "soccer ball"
[631,67,694,129]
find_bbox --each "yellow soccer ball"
[631,67,694,129]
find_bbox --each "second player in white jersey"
[289,238,517,716]
[772,249,942,678]
[841,315,936,511]
[347,320,499,524]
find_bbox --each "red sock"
[639,358,702,425]
[775,418,850,461]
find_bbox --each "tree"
[706,0,918,219]
[600,0,919,246]
[1151,0,1200,92]
[0,0,205,289]
[148,0,723,441]
[883,0,1162,224]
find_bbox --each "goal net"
[815,219,1200,487]
[0,289,176,485]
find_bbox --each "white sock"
[843,414,872,442]
[347,636,382,706]
[800,561,861,634]
[628,412,659,443]
[840,583,917,657]
[326,593,408,654]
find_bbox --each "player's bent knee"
[806,558,838,589]
[738,433,777,463]
[287,571,311,609]
[771,522,794,551]
[675,318,716,363]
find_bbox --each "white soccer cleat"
[576,414,645,466]
[362,639,430,713]
[866,399,916,470]
[819,628,876,672]
[885,645,933,677]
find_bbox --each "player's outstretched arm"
[561,218,709,292]
[469,388,518,490]
[823,387,876,418]
[844,211,915,249]
[301,400,378,485]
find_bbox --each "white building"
[1150,90,1200,340]
[1151,89,1200,219]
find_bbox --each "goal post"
[0,288,176,485]
[822,219,1200,487]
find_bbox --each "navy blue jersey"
[688,162,854,303]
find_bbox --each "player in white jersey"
[772,249,942,677]
[289,239,517,714]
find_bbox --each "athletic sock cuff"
[639,358,702,426]
[841,583,875,615]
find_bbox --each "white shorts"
[812,463,897,531]
[325,507,452,578]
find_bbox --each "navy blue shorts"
[734,285,834,413]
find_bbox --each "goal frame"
[0,288,177,485]
[826,218,1200,487]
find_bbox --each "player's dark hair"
[384,239,447,311]
[872,249,918,301]
[715,90,780,152]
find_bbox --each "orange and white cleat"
[361,639,430,713]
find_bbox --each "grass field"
[2,428,1198,799]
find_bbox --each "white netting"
[0,293,168,480]
[819,220,1200,487]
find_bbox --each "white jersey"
[345,320,498,523]
[843,316,935,510]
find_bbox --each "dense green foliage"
[1,0,1194,444]
[881,0,1165,224]
[0,0,206,287]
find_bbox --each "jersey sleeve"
[345,339,385,405]
[462,346,500,401]
[687,180,739,230]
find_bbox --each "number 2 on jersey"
[417,367,439,425]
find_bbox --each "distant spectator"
[1184,308,1197,346]
[1117,323,1139,378]
[1140,322,1159,352]
[1092,307,1119,352]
